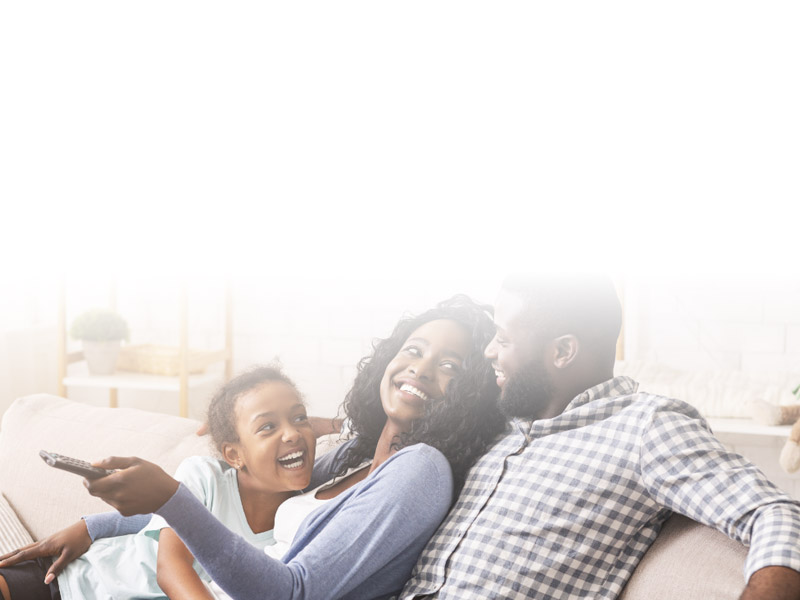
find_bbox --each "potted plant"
[70,308,130,375]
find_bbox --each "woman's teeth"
[399,383,429,401]
[278,450,305,469]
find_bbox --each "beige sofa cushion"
[620,514,747,599]
[0,394,212,541]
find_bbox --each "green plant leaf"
[69,308,130,342]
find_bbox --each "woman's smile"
[379,319,471,426]
[394,380,432,405]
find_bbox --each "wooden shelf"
[708,418,792,439]
[63,372,223,393]
[58,282,233,417]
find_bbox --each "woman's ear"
[552,334,579,369]
[222,443,243,470]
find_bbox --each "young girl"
[0,365,317,600]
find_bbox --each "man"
[399,274,800,599]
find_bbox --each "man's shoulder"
[626,390,704,420]
[577,387,707,433]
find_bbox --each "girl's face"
[379,318,471,427]
[223,381,316,494]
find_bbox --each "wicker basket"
[116,344,213,376]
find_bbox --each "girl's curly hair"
[336,294,504,494]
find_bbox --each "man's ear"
[552,334,579,369]
[222,443,243,470]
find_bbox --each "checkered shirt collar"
[510,375,639,437]
[564,375,639,411]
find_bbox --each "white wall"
[619,276,800,415]
[22,276,500,421]
[6,274,800,421]
[623,276,800,376]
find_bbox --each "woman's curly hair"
[336,294,504,495]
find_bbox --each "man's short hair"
[501,274,622,349]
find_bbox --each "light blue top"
[155,443,452,600]
[63,456,275,600]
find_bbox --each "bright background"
[1,3,799,500]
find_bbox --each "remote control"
[39,450,115,479]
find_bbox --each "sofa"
[0,394,749,599]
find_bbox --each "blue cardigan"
[87,443,452,600]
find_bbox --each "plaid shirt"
[400,376,800,599]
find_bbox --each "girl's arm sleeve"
[157,445,452,600]
[82,512,151,541]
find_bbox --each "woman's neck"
[370,418,408,474]
[237,475,295,533]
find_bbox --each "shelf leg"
[109,388,118,409]
[58,282,67,397]
[179,283,189,418]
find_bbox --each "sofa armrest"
[0,492,34,554]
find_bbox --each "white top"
[205,463,369,599]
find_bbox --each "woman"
[2,295,504,599]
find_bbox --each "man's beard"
[497,362,555,420]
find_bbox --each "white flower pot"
[82,340,122,375]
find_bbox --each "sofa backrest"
[0,394,212,540]
[619,514,747,599]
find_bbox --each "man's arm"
[740,566,800,600]
[640,401,800,599]
[156,527,215,600]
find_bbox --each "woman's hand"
[0,520,91,583]
[84,457,180,516]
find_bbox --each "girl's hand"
[0,520,91,583]
[84,457,179,516]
